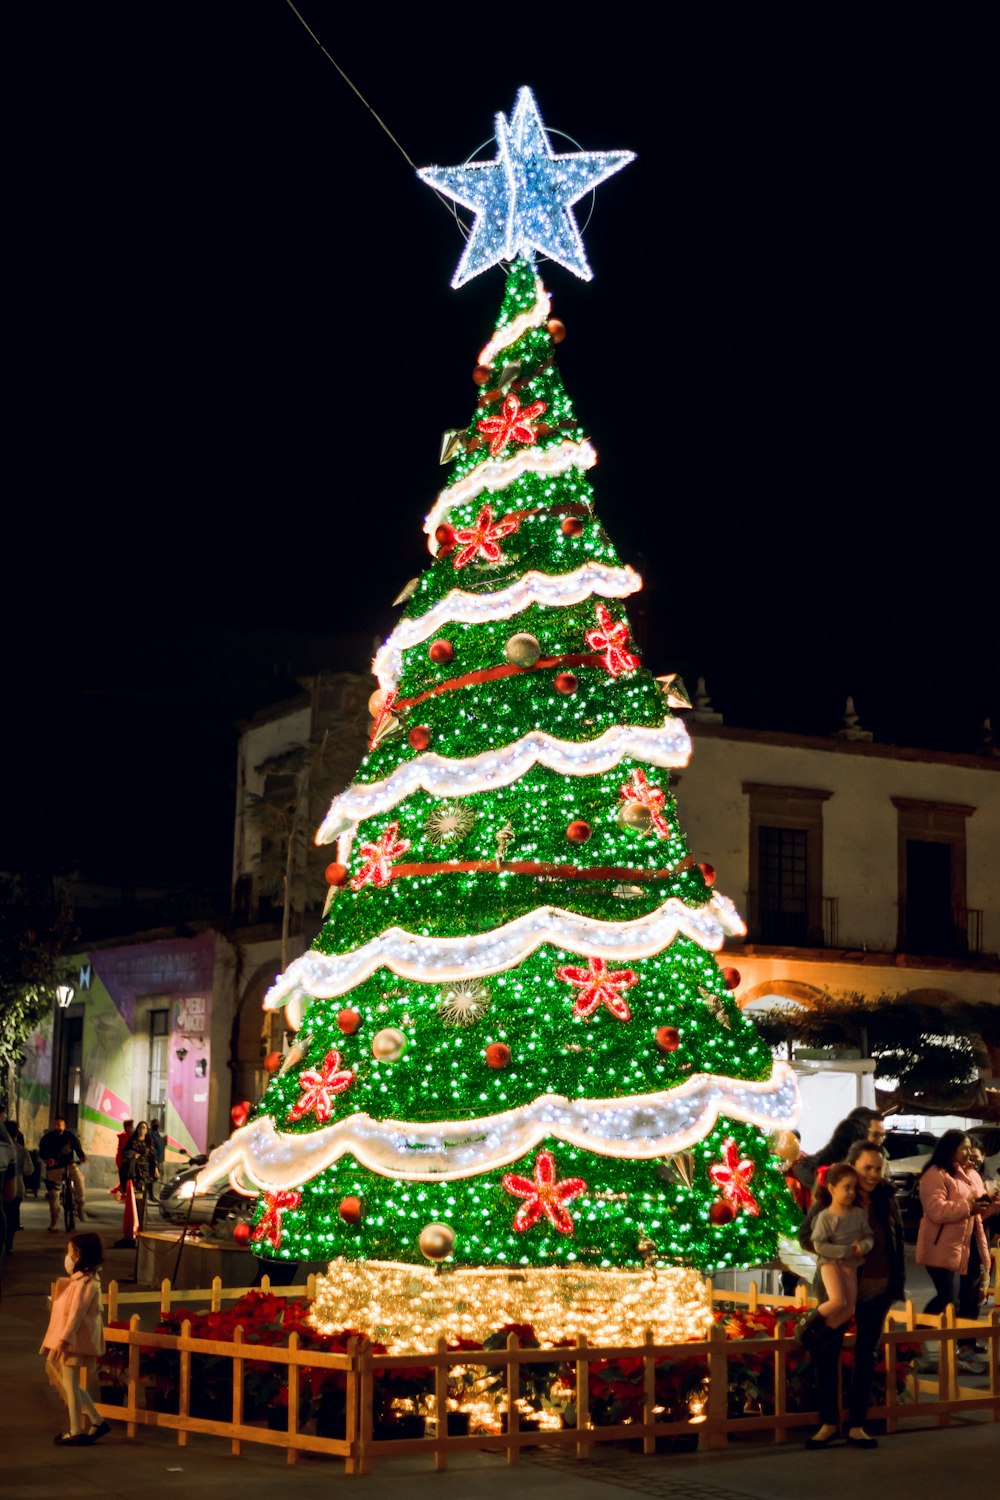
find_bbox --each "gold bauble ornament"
[618,802,653,831]
[505,633,542,667]
[372,1027,407,1062]
[418,1222,456,1262]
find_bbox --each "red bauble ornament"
[232,1222,252,1246]
[434,523,456,549]
[324,862,348,887]
[566,820,592,844]
[722,967,741,990]
[554,671,578,695]
[339,1195,363,1224]
[263,1051,282,1074]
[547,317,566,343]
[655,1026,681,1053]
[337,1008,362,1036]
[408,725,431,751]
[699,863,716,887]
[472,364,492,386]
[485,1042,511,1069]
[709,1201,735,1226]
[428,638,455,665]
[230,1101,250,1129]
[561,515,584,537]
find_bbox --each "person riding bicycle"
[38,1118,87,1232]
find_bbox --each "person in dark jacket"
[38,1118,88,1229]
[121,1122,159,1226]
[803,1140,905,1451]
[793,1108,880,1195]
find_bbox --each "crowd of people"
[0,1112,166,1252]
[781,1106,1000,1450]
[4,1104,999,1450]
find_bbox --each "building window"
[147,1008,169,1124]
[892,797,976,957]
[758,826,809,945]
[744,783,833,948]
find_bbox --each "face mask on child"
[64,1253,78,1274]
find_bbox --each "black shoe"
[805,1430,841,1449]
[796,1311,829,1351]
[88,1421,111,1443]
[846,1433,878,1449]
[54,1433,90,1446]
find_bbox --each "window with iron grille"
[758,826,809,944]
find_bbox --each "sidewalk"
[1,1191,995,1500]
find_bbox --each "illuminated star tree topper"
[418,86,635,288]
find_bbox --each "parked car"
[886,1127,1000,1240]
[156,1156,254,1229]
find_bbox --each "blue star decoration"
[418,86,635,289]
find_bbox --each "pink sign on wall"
[170,990,212,1153]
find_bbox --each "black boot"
[795,1310,829,1351]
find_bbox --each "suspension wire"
[284,0,468,238]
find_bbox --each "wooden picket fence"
[84,1267,1000,1474]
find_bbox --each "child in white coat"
[40,1230,110,1445]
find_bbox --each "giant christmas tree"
[200,88,798,1344]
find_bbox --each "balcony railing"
[743,893,839,949]
[896,904,983,959]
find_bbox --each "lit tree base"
[310,1258,712,1353]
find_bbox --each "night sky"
[6,3,997,890]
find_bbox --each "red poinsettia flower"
[251,1188,302,1250]
[350,821,410,890]
[555,954,639,1022]
[287,1048,355,1124]
[502,1150,587,1235]
[586,603,639,676]
[708,1138,760,1215]
[476,392,547,457]
[451,503,521,569]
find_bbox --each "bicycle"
[60,1169,76,1233]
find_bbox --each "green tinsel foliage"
[250,258,795,1270]
[253,1117,797,1274]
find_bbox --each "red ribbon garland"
[387,855,695,883]
[398,653,604,710]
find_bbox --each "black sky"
[5,3,998,887]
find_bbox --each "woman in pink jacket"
[916,1130,1000,1316]
[39,1230,111,1446]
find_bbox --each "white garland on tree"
[477,276,551,366]
[424,438,597,543]
[374,562,641,691]
[263,891,746,1010]
[316,721,691,842]
[196,1061,798,1188]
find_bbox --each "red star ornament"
[451,504,521,570]
[619,768,672,838]
[502,1150,587,1235]
[555,954,639,1022]
[350,821,411,890]
[708,1138,760,1216]
[476,391,547,458]
[286,1048,355,1124]
[251,1189,302,1250]
[586,603,639,676]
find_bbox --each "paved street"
[1,1190,995,1500]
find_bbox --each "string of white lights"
[196,1061,798,1189]
[316,721,691,843]
[263,891,746,1010]
[477,276,550,365]
[424,439,597,542]
[373,562,641,691]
